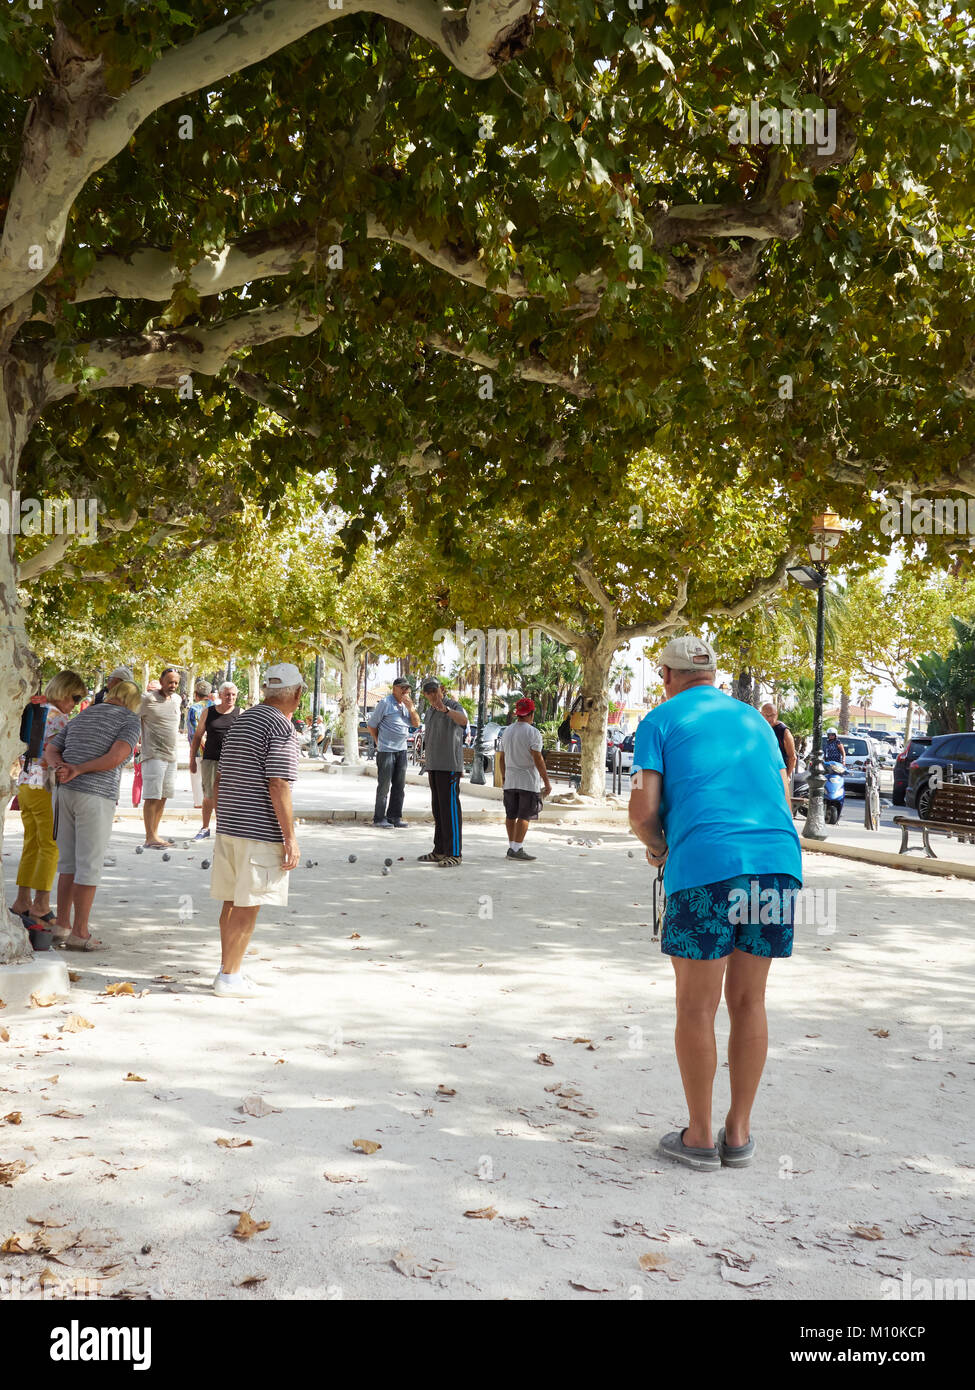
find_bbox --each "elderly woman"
[9,670,88,942]
[43,680,142,952]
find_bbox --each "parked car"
[892,736,932,806]
[828,735,881,795]
[606,732,635,772]
[905,732,975,819]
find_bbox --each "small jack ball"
[348,854,357,863]
[384,857,393,867]
[161,853,170,862]
[201,859,210,869]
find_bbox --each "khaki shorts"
[141,757,176,800]
[210,833,289,908]
[201,760,218,798]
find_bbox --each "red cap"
[515,697,535,716]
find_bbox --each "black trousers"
[428,769,462,857]
[374,750,407,823]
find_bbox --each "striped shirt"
[215,703,298,843]
[49,702,142,802]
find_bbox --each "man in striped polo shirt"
[209,663,303,998]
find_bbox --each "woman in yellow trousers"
[10,670,88,935]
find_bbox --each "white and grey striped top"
[48,703,142,801]
[215,703,298,843]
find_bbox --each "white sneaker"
[213,972,262,999]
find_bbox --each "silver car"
[831,735,881,792]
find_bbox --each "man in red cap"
[497,697,552,861]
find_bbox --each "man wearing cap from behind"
[93,666,134,705]
[209,662,303,998]
[497,698,553,861]
[628,635,802,1172]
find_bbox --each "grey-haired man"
[93,666,134,705]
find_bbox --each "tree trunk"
[839,688,850,734]
[329,635,362,765]
[902,700,914,741]
[732,669,752,703]
[247,657,262,707]
[0,373,38,964]
[578,647,614,799]
[142,661,150,690]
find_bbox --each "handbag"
[132,760,143,807]
[568,696,591,732]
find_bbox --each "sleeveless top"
[771,720,789,767]
[201,706,240,761]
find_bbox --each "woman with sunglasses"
[9,670,88,944]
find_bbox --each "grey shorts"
[141,757,176,800]
[54,785,116,887]
[201,760,218,798]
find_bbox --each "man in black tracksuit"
[417,678,468,867]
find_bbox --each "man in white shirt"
[139,666,181,848]
[497,698,552,862]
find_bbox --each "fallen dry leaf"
[0,1027,9,1042]
[123,1073,146,1082]
[232,1212,270,1240]
[1,1233,35,1254]
[352,1138,381,1154]
[67,971,82,983]
[26,1214,68,1228]
[38,1268,60,1288]
[390,1248,453,1279]
[536,1053,554,1066]
[103,982,135,997]
[238,1096,281,1118]
[42,1108,83,1119]
[450,1043,468,1049]
[3,1111,22,1124]
[851,1224,885,1240]
[0,1160,27,1186]
[323,1172,363,1183]
[61,1015,95,1033]
[215,1137,253,1149]
[545,1083,582,1098]
[349,932,361,939]
[869,1028,890,1039]
[569,1276,612,1291]
[572,1037,592,1045]
[237,1274,267,1287]
[30,991,58,1008]
[638,1252,671,1271]
[463,1206,498,1220]
[436,1085,456,1097]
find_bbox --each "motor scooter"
[792,759,846,824]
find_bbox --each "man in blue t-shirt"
[366,678,421,827]
[628,635,802,1174]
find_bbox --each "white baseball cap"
[657,636,717,671]
[109,666,134,681]
[263,663,306,690]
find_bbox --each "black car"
[892,736,931,806]
[905,733,975,818]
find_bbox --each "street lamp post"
[469,660,488,785]
[787,513,846,841]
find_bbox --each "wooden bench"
[893,783,975,857]
[543,750,582,787]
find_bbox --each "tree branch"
[426,331,592,395]
[707,548,799,622]
[37,301,321,405]
[0,0,533,309]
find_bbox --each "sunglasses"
[72,693,84,704]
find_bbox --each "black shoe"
[507,847,536,862]
[391,820,409,828]
[373,819,393,828]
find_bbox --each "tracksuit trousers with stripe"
[428,769,462,858]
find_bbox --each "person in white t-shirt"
[496,698,552,862]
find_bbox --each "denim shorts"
[661,873,801,960]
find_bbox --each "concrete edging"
[800,835,975,880]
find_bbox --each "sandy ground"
[1,815,973,1302]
